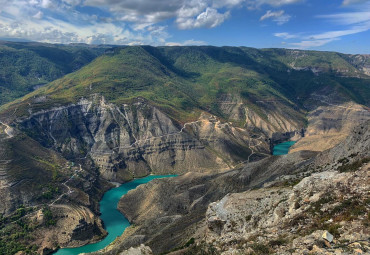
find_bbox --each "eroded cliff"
[93,120,370,255]
[17,95,304,182]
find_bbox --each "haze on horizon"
[0,0,369,54]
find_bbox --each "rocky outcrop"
[1,45,370,255]
[309,119,370,172]
[0,92,304,253]
[202,120,370,255]
[348,54,370,76]
[0,121,111,253]
[290,101,370,153]
[0,124,70,215]
[203,167,369,254]
[218,93,304,136]
[89,149,315,254]
[32,204,106,252]
[17,96,302,182]
[88,244,153,255]
[94,120,370,255]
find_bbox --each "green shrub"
[250,243,271,254]
[338,157,370,173]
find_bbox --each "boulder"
[322,231,334,243]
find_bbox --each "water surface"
[55,175,177,255]
[273,141,296,155]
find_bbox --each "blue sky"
[0,0,369,53]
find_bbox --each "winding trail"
[97,101,208,152]
[50,164,83,206]
[230,135,270,169]
[6,164,83,225]
[7,160,83,224]
[0,121,14,138]
[87,104,271,167]
[247,135,265,163]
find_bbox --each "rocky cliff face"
[1,45,369,255]
[0,121,111,253]
[217,94,303,136]
[290,101,370,153]
[200,118,370,254]
[348,54,370,76]
[0,92,306,253]
[31,204,106,253]
[94,120,370,255]
[91,149,316,254]
[204,167,369,255]
[0,123,68,215]
[17,95,304,182]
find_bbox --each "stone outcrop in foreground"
[205,167,369,254]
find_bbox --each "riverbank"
[273,141,297,155]
[54,175,177,255]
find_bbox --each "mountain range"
[0,41,369,254]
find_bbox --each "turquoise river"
[273,141,297,155]
[54,174,177,255]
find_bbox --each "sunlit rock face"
[19,96,304,182]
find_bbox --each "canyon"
[0,44,369,254]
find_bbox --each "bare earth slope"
[290,101,370,153]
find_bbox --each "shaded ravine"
[54,175,177,255]
[273,141,297,155]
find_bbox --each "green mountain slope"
[1,45,369,123]
[0,41,107,105]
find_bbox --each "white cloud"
[85,0,184,24]
[165,39,207,46]
[0,12,163,45]
[84,0,302,28]
[0,0,172,45]
[0,21,82,43]
[40,0,55,9]
[177,8,230,29]
[0,0,305,45]
[317,11,370,26]
[62,0,82,6]
[290,38,339,48]
[246,0,302,9]
[260,10,283,20]
[260,10,291,24]
[127,41,145,46]
[83,0,238,30]
[274,32,297,39]
[146,25,170,43]
[32,11,43,19]
[274,3,370,49]
[177,1,208,20]
[308,24,370,40]
[212,0,245,8]
[342,0,369,6]
[286,22,370,49]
